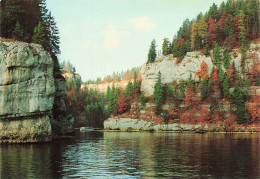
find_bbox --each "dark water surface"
[0,131,259,178]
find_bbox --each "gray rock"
[0,41,73,143]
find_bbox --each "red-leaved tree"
[196,61,209,80]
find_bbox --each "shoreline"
[101,129,260,134]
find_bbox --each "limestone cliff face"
[141,44,260,96]
[0,41,73,143]
[81,80,131,94]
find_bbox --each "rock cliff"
[0,41,73,143]
[141,44,260,96]
[81,80,131,94]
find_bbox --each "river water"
[0,131,259,178]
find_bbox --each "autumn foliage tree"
[196,61,209,80]
[208,18,216,47]
[247,93,260,123]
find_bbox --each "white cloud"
[103,24,129,48]
[127,17,156,32]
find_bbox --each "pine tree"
[223,73,230,98]
[125,81,133,96]
[106,86,111,100]
[107,84,118,115]
[233,81,251,124]
[224,14,234,37]
[208,3,219,21]
[162,38,171,56]
[153,72,164,114]
[213,42,221,65]
[186,40,191,52]
[172,43,178,57]
[200,78,208,100]
[32,21,46,46]
[147,39,157,63]
[204,44,210,56]
[223,48,231,69]
[13,21,22,40]
[140,93,146,106]
[179,42,186,59]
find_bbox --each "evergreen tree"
[107,84,118,115]
[106,86,111,100]
[224,14,234,37]
[213,42,221,65]
[200,78,208,100]
[162,38,171,56]
[208,3,219,21]
[13,21,22,40]
[223,48,231,69]
[147,39,157,63]
[32,21,46,46]
[140,93,146,106]
[125,81,133,96]
[186,40,191,52]
[204,44,210,56]
[233,81,251,124]
[223,73,230,98]
[179,42,186,59]
[153,72,164,114]
[172,43,178,57]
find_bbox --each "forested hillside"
[0,0,60,56]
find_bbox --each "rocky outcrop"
[104,117,260,132]
[141,44,260,96]
[104,117,209,131]
[0,41,73,143]
[81,80,131,94]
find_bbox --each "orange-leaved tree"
[196,61,209,80]
[249,52,259,86]
[247,92,260,123]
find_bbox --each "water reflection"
[0,132,259,178]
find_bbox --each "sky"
[46,0,225,82]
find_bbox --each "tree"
[208,17,216,47]
[184,85,195,106]
[32,21,46,46]
[147,39,157,63]
[196,61,209,80]
[222,73,230,98]
[125,81,133,96]
[191,21,198,50]
[140,93,146,106]
[247,94,260,122]
[153,72,164,114]
[211,67,221,92]
[197,16,208,47]
[208,3,219,21]
[186,40,191,52]
[233,81,251,124]
[204,44,210,56]
[200,78,208,100]
[179,42,186,59]
[172,43,178,57]
[223,48,231,69]
[250,53,260,86]
[162,38,171,56]
[13,21,22,40]
[117,95,131,114]
[107,85,118,115]
[213,42,221,65]
[224,14,234,37]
